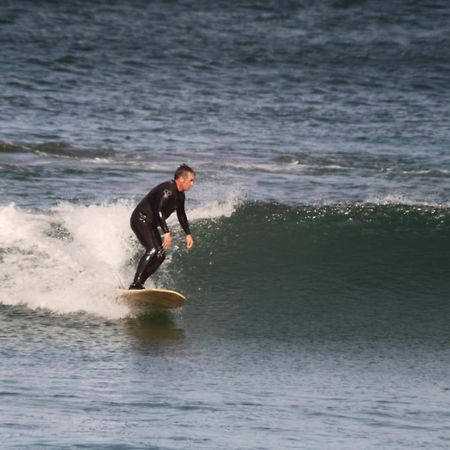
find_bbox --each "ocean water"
[1,1,449,448]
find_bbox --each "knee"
[144,247,165,260]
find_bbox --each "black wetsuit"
[129,180,191,288]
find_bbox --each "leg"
[129,212,166,289]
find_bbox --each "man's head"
[174,164,196,192]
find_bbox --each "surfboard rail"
[117,288,186,309]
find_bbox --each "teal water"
[1,1,450,448]
[1,201,449,448]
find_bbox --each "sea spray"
[0,202,131,318]
[0,194,243,318]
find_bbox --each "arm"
[177,196,194,249]
[156,189,172,234]
[176,196,191,235]
[156,189,173,249]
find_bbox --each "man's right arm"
[156,188,172,234]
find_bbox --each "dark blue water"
[1,1,449,448]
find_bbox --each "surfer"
[128,164,195,289]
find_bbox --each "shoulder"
[155,180,173,189]
[152,180,174,191]
[158,180,177,198]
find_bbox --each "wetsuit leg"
[130,211,166,288]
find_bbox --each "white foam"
[0,195,241,318]
[361,194,450,209]
[187,192,241,221]
[0,202,133,318]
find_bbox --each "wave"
[0,195,241,318]
[5,139,447,180]
[0,198,448,320]
[180,199,449,315]
[0,201,133,319]
[220,152,450,180]
[272,152,450,178]
[0,140,116,160]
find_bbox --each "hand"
[162,232,172,250]
[186,234,194,250]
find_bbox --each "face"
[180,173,195,191]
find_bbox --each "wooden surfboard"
[117,288,186,309]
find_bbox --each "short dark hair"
[174,164,195,180]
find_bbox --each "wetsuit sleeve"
[177,197,191,235]
[156,190,171,233]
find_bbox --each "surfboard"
[117,288,186,309]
